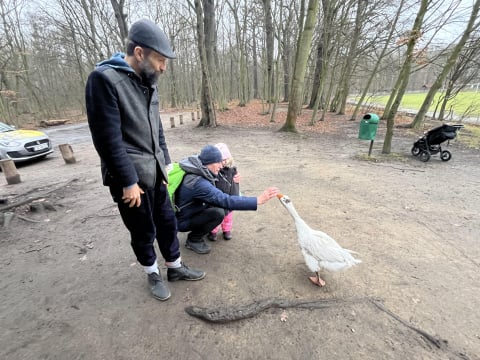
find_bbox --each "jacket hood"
[96,52,134,73]
[179,156,217,183]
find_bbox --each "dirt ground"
[1,106,479,360]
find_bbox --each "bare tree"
[262,0,274,110]
[335,0,367,115]
[435,39,480,121]
[226,0,249,106]
[278,0,296,103]
[0,0,48,121]
[349,0,406,121]
[382,0,429,154]
[192,0,216,126]
[281,0,320,132]
[110,0,128,42]
[309,0,345,123]
[410,0,480,128]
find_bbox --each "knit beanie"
[199,145,223,165]
[215,143,232,160]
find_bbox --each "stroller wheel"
[441,150,452,161]
[411,146,421,156]
[419,151,431,162]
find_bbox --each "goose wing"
[298,227,361,272]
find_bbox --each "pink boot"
[222,212,233,240]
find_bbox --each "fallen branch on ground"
[185,297,467,357]
[24,245,51,253]
[185,297,354,323]
[0,178,79,212]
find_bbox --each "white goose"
[277,194,361,286]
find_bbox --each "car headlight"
[0,140,22,147]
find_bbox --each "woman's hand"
[257,187,279,205]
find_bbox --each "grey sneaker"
[167,262,206,282]
[185,239,211,254]
[147,272,171,301]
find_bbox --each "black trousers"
[112,181,180,267]
[186,207,224,242]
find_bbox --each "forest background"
[1,0,480,154]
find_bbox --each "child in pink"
[208,143,240,241]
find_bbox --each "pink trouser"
[211,211,233,234]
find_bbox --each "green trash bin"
[358,113,380,140]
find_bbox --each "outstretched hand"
[257,187,280,205]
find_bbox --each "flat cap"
[128,19,176,59]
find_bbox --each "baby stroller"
[411,124,464,162]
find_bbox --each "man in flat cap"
[85,19,205,301]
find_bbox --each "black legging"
[186,207,224,242]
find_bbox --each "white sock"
[165,257,181,269]
[144,260,159,274]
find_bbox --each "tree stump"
[0,159,21,184]
[58,144,76,164]
[179,114,184,125]
[0,211,15,228]
[170,116,175,128]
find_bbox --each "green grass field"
[366,91,480,119]
[362,91,480,149]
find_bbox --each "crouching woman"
[175,145,278,254]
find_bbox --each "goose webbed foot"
[309,272,326,287]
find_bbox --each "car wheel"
[411,146,421,156]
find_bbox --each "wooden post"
[0,159,21,184]
[170,116,175,128]
[197,110,200,120]
[191,112,195,121]
[179,114,183,125]
[0,211,15,228]
[58,144,76,164]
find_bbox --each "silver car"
[0,121,54,163]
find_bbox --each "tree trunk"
[308,41,324,109]
[194,0,216,127]
[308,0,338,119]
[281,0,320,132]
[262,0,274,107]
[382,0,428,154]
[252,24,260,99]
[110,0,128,42]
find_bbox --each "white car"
[0,121,53,163]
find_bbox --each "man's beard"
[138,59,160,86]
